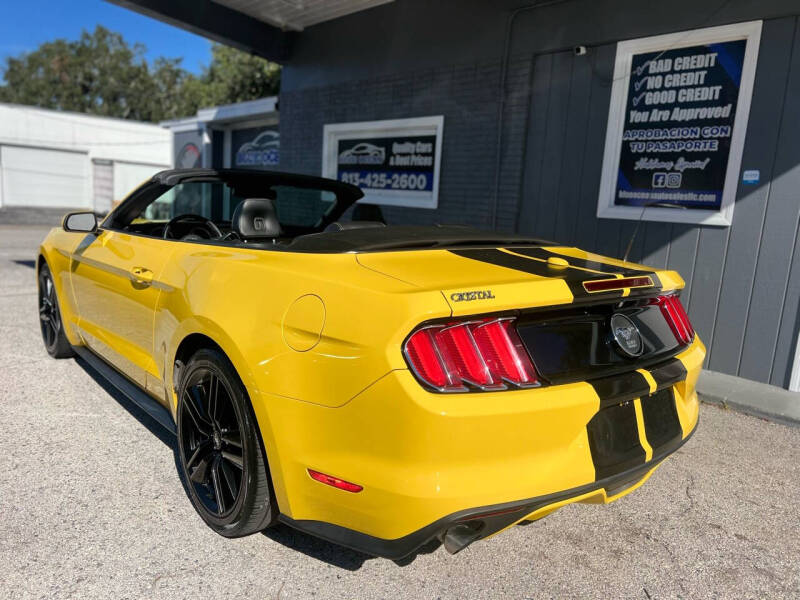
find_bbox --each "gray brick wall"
[279,56,531,230]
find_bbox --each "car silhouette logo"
[338,143,385,165]
[236,131,280,167]
[240,131,280,152]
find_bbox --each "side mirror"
[63,212,98,233]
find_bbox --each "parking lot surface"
[2,225,799,599]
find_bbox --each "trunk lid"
[357,245,682,315]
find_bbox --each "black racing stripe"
[508,248,664,299]
[642,388,683,458]
[586,401,646,481]
[589,370,651,409]
[586,371,650,481]
[449,248,622,301]
[511,247,650,275]
[649,357,687,389]
[585,358,687,482]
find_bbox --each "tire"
[38,262,75,359]
[176,348,277,537]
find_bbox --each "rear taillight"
[654,295,695,345]
[404,318,538,392]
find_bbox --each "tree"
[0,26,280,122]
[187,43,281,107]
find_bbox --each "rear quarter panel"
[154,244,453,507]
[156,245,452,408]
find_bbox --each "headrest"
[232,198,282,240]
[324,221,386,233]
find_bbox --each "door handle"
[130,266,154,284]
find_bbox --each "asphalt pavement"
[2,225,799,599]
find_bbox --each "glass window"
[138,183,222,222]
[272,185,336,228]
[123,179,342,240]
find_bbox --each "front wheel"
[38,263,74,359]
[176,348,277,537]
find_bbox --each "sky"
[0,0,213,74]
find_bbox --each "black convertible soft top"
[284,225,550,253]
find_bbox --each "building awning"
[110,0,394,62]
[212,0,394,31]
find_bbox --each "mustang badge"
[610,313,644,357]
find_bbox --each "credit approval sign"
[598,21,762,226]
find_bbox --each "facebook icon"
[652,172,667,188]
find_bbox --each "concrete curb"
[697,369,800,427]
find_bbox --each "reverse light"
[307,469,363,493]
[654,295,695,345]
[404,317,539,392]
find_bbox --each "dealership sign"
[598,21,762,226]
[322,116,443,208]
[234,128,279,168]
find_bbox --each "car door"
[70,229,175,397]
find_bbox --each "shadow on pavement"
[261,526,442,570]
[261,525,373,570]
[12,259,36,269]
[74,354,175,447]
[73,353,442,570]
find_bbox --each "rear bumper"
[279,422,696,559]
[259,337,704,558]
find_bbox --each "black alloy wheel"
[180,366,245,517]
[38,263,74,358]
[177,348,276,537]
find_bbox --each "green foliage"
[0,25,280,122]
[189,43,281,107]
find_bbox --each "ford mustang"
[37,168,703,559]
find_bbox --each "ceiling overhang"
[215,0,395,32]
[109,0,395,62]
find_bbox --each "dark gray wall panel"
[743,18,800,383]
[555,54,593,246]
[534,52,573,240]
[707,17,795,375]
[740,193,800,381]
[640,223,672,270]
[518,54,554,237]
[283,0,515,91]
[686,227,730,363]
[666,225,701,307]
[771,231,800,387]
[495,58,533,232]
[571,44,615,250]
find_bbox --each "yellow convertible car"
[37,168,703,558]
